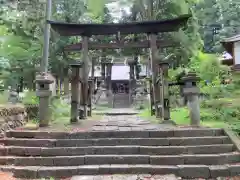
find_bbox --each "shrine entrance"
[49,14,191,123]
[112,81,129,94]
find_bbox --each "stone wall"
[24,104,38,120]
[0,105,26,135]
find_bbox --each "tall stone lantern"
[36,73,54,127]
[182,72,201,126]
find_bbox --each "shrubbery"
[170,52,240,134]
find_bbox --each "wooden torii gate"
[48,14,191,122]
[64,38,178,114]
[64,40,176,51]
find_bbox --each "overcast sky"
[106,1,131,22]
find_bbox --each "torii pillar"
[69,61,82,123]
[149,34,162,118]
[128,61,135,104]
[106,62,113,104]
[159,61,175,125]
[81,36,89,119]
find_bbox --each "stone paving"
[70,109,176,180]
[90,109,174,131]
[70,174,179,180]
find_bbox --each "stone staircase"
[113,93,131,108]
[0,128,239,179]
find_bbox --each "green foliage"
[50,97,70,124]
[195,0,240,52]
[0,91,9,104]
[189,51,230,81]
[22,91,39,105]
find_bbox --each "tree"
[195,0,240,53]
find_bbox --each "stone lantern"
[36,73,54,127]
[182,72,201,126]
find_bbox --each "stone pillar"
[36,73,53,127]
[182,72,201,126]
[70,62,81,123]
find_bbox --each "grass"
[171,107,228,128]
[0,91,9,104]
[24,97,103,131]
[139,107,228,129]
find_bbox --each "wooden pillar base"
[70,101,79,123]
[79,108,85,119]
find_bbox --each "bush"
[22,91,39,105]
[0,91,9,104]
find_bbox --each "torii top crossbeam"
[48,14,191,36]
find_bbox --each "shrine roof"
[222,34,240,43]
[48,14,191,36]
[221,34,240,55]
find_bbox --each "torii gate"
[47,14,191,123]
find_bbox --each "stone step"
[1,164,240,179]
[1,144,234,156]
[0,136,231,147]
[5,128,224,139]
[0,153,239,166]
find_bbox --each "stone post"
[182,72,201,126]
[70,61,82,123]
[36,73,53,127]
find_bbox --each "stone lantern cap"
[36,73,54,84]
[181,72,200,82]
